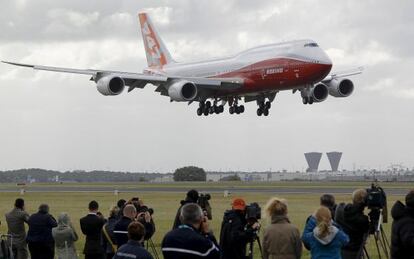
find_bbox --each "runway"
[0,185,409,195]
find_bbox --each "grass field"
[0,181,409,259]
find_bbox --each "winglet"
[2,61,35,68]
[138,12,175,68]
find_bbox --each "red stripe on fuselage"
[212,58,332,96]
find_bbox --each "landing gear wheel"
[263,108,269,116]
[302,98,308,105]
[239,105,245,113]
[265,101,271,109]
[229,106,235,114]
[209,107,214,114]
[197,108,202,116]
[205,101,211,109]
[257,108,263,116]
[203,108,209,116]
[308,98,314,105]
[235,107,240,114]
[219,105,224,113]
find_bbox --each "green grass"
[0,182,408,259]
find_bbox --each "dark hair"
[186,189,199,202]
[406,189,414,208]
[38,204,49,214]
[15,198,25,209]
[89,200,99,211]
[180,203,203,225]
[320,194,335,208]
[117,199,126,208]
[127,222,146,241]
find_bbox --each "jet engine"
[301,83,329,104]
[326,78,354,97]
[97,76,125,96]
[168,80,198,101]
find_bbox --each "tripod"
[358,210,390,259]
[247,235,264,259]
[145,238,160,259]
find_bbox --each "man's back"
[162,225,219,259]
[5,208,29,243]
[80,214,105,255]
[336,203,369,252]
[113,240,153,259]
[114,216,132,248]
[219,210,252,259]
[391,201,414,259]
[27,212,57,243]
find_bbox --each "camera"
[365,182,388,231]
[198,193,212,220]
[366,183,387,209]
[138,205,154,216]
[245,202,261,221]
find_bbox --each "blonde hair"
[352,189,367,205]
[315,206,332,238]
[265,197,288,218]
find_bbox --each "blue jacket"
[302,222,349,259]
[113,240,153,259]
[162,224,220,259]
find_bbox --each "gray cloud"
[0,0,413,172]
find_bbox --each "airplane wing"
[322,66,364,82]
[1,61,243,93]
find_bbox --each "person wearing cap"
[172,189,200,229]
[219,198,259,259]
[391,189,414,259]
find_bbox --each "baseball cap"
[232,198,246,210]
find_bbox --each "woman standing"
[302,206,349,259]
[262,197,302,259]
[52,213,79,259]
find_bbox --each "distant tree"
[220,174,241,181]
[173,166,206,181]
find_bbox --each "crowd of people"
[1,188,414,259]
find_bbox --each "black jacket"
[80,213,106,255]
[335,203,369,252]
[26,212,57,244]
[113,240,153,259]
[114,216,156,248]
[172,199,196,229]
[219,210,254,259]
[391,201,414,259]
[162,224,220,259]
[114,216,133,248]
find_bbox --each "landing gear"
[256,100,271,117]
[197,100,224,116]
[302,97,314,105]
[229,97,245,115]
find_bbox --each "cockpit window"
[304,43,319,47]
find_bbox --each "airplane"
[2,12,362,117]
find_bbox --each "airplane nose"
[319,50,332,65]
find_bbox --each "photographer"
[391,189,414,259]
[335,189,369,259]
[172,189,199,229]
[129,198,156,241]
[162,203,220,259]
[219,198,258,259]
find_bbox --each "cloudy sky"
[0,0,413,173]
